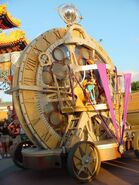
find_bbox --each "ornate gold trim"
[0,4,20,28]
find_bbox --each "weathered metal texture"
[22,148,62,169]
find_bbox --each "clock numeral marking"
[43,36,51,45]
[25,58,37,71]
[41,131,52,142]
[24,77,35,85]
[33,45,42,53]
[53,30,61,39]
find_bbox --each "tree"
[131,81,137,91]
[136,81,139,90]
[131,81,139,91]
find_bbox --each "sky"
[0,0,139,101]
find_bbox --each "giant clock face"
[13,25,114,149]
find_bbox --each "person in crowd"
[7,106,13,123]
[0,129,3,159]
[0,121,11,157]
[8,119,21,146]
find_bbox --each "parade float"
[5,4,139,183]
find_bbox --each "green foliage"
[136,81,139,90]
[131,81,139,91]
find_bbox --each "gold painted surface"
[12,50,39,146]
[0,4,20,27]
[0,111,8,121]
[0,30,28,46]
[128,93,139,112]
[97,143,121,161]
[0,61,11,71]
[127,92,139,125]
[13,28,67,149]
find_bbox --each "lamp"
[58,4,81,25]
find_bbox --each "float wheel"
[13,141,33,168]
[67,141,101,183]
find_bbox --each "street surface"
[0,151,139,185]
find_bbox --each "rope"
[67,65,75,104]
[115,66,118,93]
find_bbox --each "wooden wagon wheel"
[67,141,101,182]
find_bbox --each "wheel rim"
[71,142,100,181]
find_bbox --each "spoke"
[77,165,84,176]
[82,167,90,176]
[75,147,82,160]
[71,143,99,180]
[88,147,96,158]
[88,147,97,165]
[79,145,85,157]
[90,158,97,169]
[90,158,96,164]
[83,166,93,177]
[73,154,82,161]
[87,145,94,157]
[86,165,93,176]
[74,162,82,169]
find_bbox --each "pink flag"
[97,64,119,142]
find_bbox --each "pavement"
[0,157,13,172]
[0,152,139,185]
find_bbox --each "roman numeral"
[43,36,51,45]
[25,58,37,71]
[53,30,61,39]
[24,77,35,85]
[33,45,42,53]
[41,131,52,142]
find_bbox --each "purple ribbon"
[97,64,119,142]
[121,73,131,142]
[115,66,118,93]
